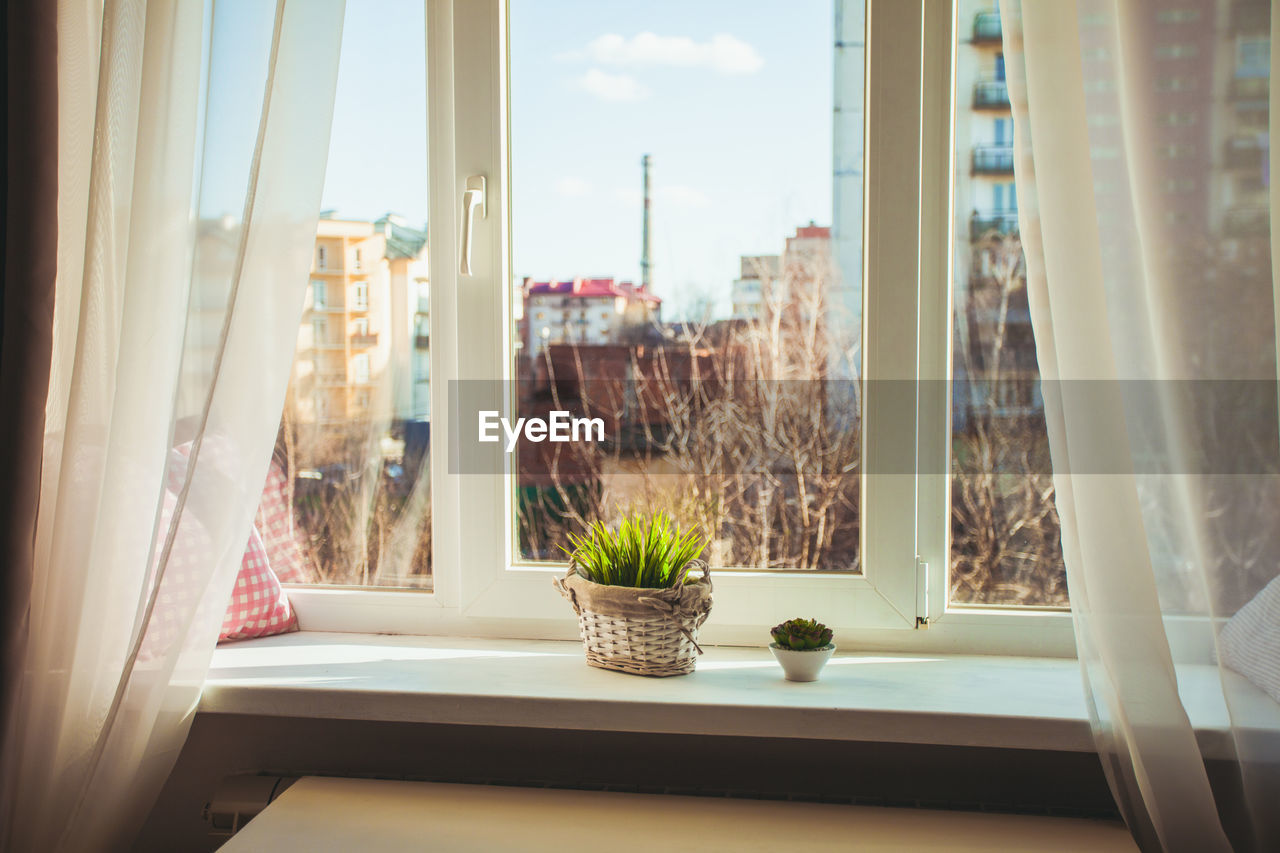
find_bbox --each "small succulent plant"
[770,618,834,650]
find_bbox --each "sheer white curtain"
[1003,2,1280,851]
[0,0,344,849]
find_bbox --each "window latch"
[916,555,930,628]
[459,174,487,277]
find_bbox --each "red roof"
[525,277,661,304]
[793,224,831,240]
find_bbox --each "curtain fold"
[0,0,60,818]
[1005,1,1280,850]
[0,1,345,850]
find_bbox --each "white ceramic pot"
[769,643,836,682]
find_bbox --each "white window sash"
[286,0,1077,657]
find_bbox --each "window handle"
[459,175,487,277]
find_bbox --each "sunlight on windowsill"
[203,631,1100,752]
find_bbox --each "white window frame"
[287,0,1076,657]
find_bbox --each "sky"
[210,0,837,321]
[506,1,834,319]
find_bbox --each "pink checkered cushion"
[255,461,312,584]
[221,524,298,641]
[164,439,301,642]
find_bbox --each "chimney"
[640,154,652,292]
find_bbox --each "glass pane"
[273,0,432,588]
[509,1,865,570]
[949,2,1066,606]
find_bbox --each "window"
[1154,43,1199,60]
[272,1,431,592]
[1161,143,1196,160]
[1237,37,1270,78]
[946,1,1079,614]
[283,0,1075,654]
[993,117,1011,145]
[506,0,868,626]
[352,353,370,385]
[1156,8,1201,25]
[1162,111,1199,127]
[1155,76,1197,94]
[992,182,1016,212]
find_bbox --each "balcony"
[316,373,347,387]
[1224,136,1267,171]
[1224,205,1269,237]
[973,79,1010,110]
[972,11,1002,44]
[351,333,379,347]
[314,339,345,351]
[971,145,1014,175]
[1231,76,1269,101]
[970,210,1020,240]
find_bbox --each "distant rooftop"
[376,214,428,260]
[792,222,831,240]
[524,277,661,304]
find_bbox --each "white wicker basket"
[554,562,713,677]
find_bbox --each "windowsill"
[204,631,1102,751]
[202,632,1268,757]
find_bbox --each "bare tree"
[950,231,1066,605]
[516,249,862,571]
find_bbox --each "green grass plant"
[561,513,706,588]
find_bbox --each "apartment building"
[729,224,831,324]
[1211,1,1270,240]
[953,1,1038,420]
[730,254,780,320]
[295,215,428,429]
[522,277,661,358]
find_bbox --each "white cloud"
[568,32,764,75]
[578,69,651,102]
[555,177,592,198]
